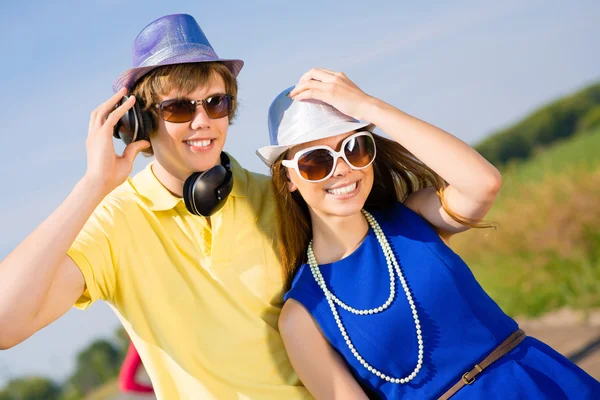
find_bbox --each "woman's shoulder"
[284,263,325,312]
[278,297,314,334]
[285,263,318,297]
[372,200,421,227]
[371,201,443,243]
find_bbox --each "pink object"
[118,342,154,393]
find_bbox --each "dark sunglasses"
[282,131,376,182]
[154,94,234,122]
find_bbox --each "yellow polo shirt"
[67,155,311,400]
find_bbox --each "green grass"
[453,128,600,317]
[500,127,600,188]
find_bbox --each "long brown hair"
[271,133,494,287]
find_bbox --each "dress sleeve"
[283,265,324,314]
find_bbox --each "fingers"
[105,95,136,128]
[121,140,150,164]
[314,68,345,78]
[89,87,128,133]
[98,87,129,117]
[291,85,332,103]
[297,68,338,85]
[289,80,330,99]
[292,68,354,98]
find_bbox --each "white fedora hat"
[256,86,373,166]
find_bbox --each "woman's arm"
[290,69,502,238]
[119,342,154,393]
[279,300,369,400]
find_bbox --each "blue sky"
[0,0,598,387]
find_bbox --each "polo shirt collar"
[131,153,249,212]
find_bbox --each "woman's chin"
[306,192,370,218]
[319,198,367,218]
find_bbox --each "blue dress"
[284,202,600,399]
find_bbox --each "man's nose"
[190,104,211,129]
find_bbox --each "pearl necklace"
[307,209,423,384]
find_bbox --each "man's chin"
[188,152,224,172]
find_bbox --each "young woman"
[257,69,600,399]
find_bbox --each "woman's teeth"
[186,139,212,147]
[327,182,357,195]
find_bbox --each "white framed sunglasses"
[282,131,377,182]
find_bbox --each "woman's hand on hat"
[288,68,375,120]
[84,88,150,196]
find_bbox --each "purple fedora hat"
[113,14,244,92]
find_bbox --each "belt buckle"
[462,372,475,385]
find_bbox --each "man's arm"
[0,89,149,349]
[2,256,86,348]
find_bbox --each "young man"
[0,14,310,399]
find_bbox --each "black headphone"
[113,95,234,217]
[113,95,154,145]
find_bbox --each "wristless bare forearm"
[0,176,107,326]
[362,98,501,200]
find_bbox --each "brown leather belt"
[438,329,526,400]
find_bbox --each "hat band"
[279,115,360,146]
[138,43,218,67]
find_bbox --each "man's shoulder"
[233,162,273,195]
[94,179,145,218]
[245,169,272,187]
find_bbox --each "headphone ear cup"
[113,96,145,145]
[186,167,227,216]
[216,169,233,201]
[113,96,135,143]
[182,153,234,216]
[112,96,153,144]
[183,172,202,215]
[137,108,154,142]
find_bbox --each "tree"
[576,105,600,134]
[476,82,600,167]
[67,339,121,396]
[113,326,131,361]
[0,376,60,400]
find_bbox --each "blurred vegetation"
[82,379,121,400]
[453,127,600,317]
[0,329,129,400]
[2,81,599,398]
[475,82,600,167]
[0,377,61,400]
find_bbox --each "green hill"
[475,81,600,167]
